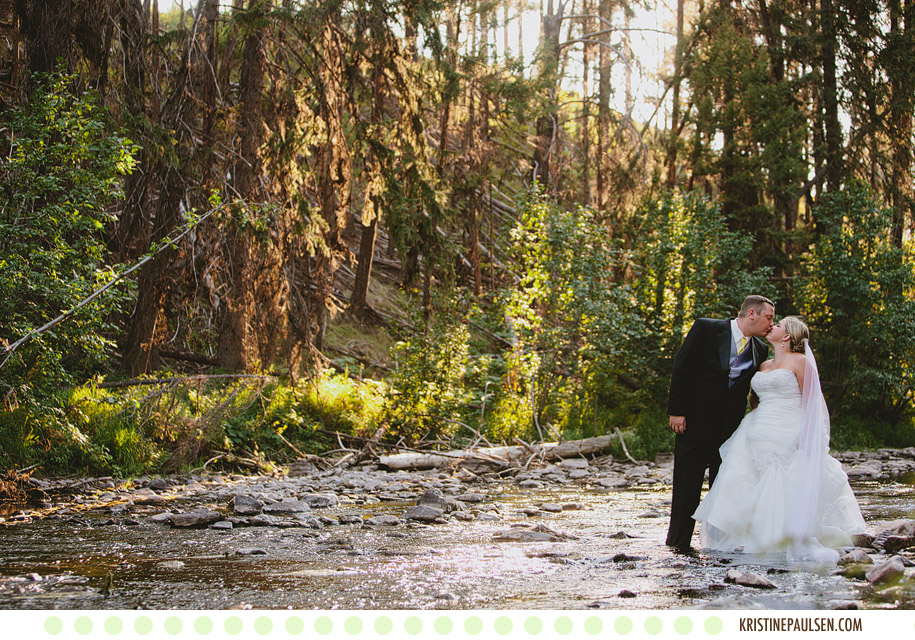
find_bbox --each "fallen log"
[377,435,616,472]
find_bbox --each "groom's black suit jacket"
[667,318,769,446]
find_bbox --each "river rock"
[211,521,233,530]
[417,489,459,513]
[232,495,264,516]
[851,533,875,548]
[156,560,185,569]
[493,529,559,542]
[236,548,268,556]
[883,459,915,475]
[539,503,563,513]
[338,514,364,525]
[457,457,506,474]
[655,452,674,466]
[873,520,915,553]
[838,549,873,565]
[518,480,543,489]
[845,460,883,480]
[724,569,777,589]
[366,515,402,526]
[263,500,311,515]
[301,494,338,509]
[133,493,167,507]
[493,523,577,542]
[170,509,221,528]
[558,458,589,470]
[865,556,906,584]
[146,479,169,491]
[454,493,487,503]
[840,563,870,579]
[594,476,627,489]
[612,553,646,562]
[287,459,318,477]
[404,505,444,522]
[149,511,174,524]
[249,514,285,527]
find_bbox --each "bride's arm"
[793,355,806,392]
[749,389,760,409]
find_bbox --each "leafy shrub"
[386,292,472,444]
[0,71,137,403]
[799,182,915,436]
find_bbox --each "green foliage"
[686,6,807,263]
[605,405,676,463]
[799,182,915,436]
[630,189,776,360]
[0,71,137,401]
[387,292,472,443]
[0,372,390,476]
[0,386,161,476]
[505,190,637,435]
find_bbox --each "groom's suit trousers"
[665,435,723,548]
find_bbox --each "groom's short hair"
[738,295,775,317]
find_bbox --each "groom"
[665,295,775,550]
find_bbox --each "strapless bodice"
[751,368,801,403]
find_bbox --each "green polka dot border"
[41,611,915,639]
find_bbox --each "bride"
[692,316,866,563]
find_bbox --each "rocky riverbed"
[1,448,915,609]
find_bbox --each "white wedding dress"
[692,367,865,563]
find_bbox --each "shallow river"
[1,474,914,610]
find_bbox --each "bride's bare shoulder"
[788,353,806,388]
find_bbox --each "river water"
[0,473,913,610]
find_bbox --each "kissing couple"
[665,295,865,563]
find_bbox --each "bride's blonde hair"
[781,316,809,353]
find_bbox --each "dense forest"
[0,0,913,477]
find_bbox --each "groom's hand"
[669,415,686,434]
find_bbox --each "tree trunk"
[596,0,611,207]
[350,66,386,318]
[888,0,914,246]
[666,0,685,188]
[122,0,215,375]
[580,1,592,205]
[313,16,352,350]
[216,0,265,372]
[532,0,564,187]
[820,0,842,194]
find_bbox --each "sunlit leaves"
[0,72,137,400]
